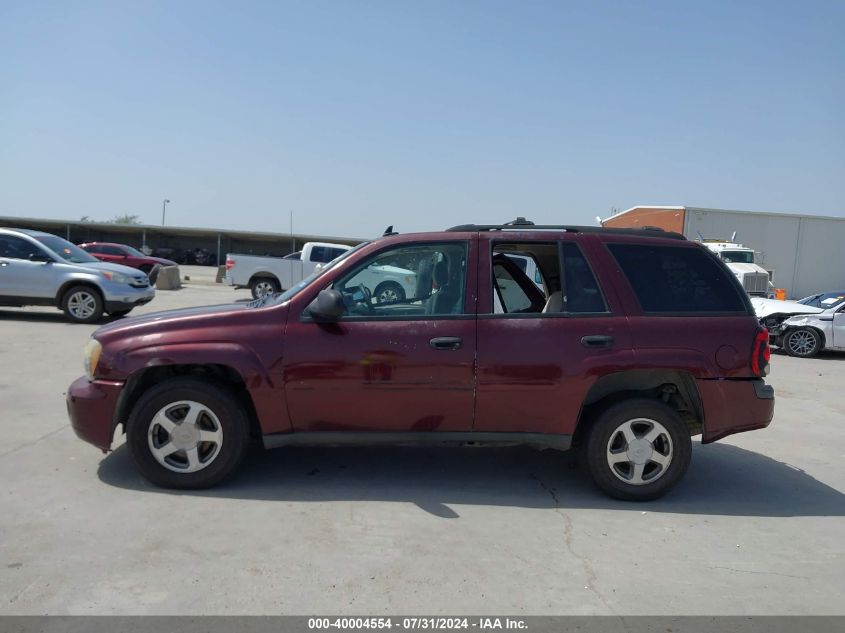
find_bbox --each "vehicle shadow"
[771,347,845,361]
[0,310,130,325]
[97,442,845,518]
[0,309,77,324]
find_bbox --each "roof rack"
[445,217,686,240]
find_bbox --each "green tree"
[112,214,141,225]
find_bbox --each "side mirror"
[28,252,52,263]
[307,289,345,321]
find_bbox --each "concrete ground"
[0,280,843,615]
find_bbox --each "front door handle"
[581,335,614,348]
[430,336,463,351]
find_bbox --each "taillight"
[751,328,770,377]
[225,258,235,271]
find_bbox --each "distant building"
[601,206,845,299]
[0,216,364,266]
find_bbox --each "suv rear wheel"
[126,378,250,489]
[583,398,692,501]
[61,286,104,323]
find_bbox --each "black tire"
[249,276,280,300]
[784,327,821,358]
[126,378,250,489]
[373,281,406,304]
[61,285,104,323]
[108,308,134,317]
[582,398,692,501]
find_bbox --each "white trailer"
[602,206,845,299]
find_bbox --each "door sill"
[262,431,572,451]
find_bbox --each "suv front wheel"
[583,399,692,501]
[126,378,250,489]
[61,286,104,323]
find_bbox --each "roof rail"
[445,218,685,240]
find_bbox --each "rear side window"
[327,247,347,261]
[310,246,344,263]
[608,243,746,313]
[562,243,606,313]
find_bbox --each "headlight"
[100,271,133,284]
[83,338,102,381]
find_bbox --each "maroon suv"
[79,242,176,275]
[67,219,774,500]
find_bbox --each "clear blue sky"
[1,0,843,238]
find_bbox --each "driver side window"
[333,242,468,318]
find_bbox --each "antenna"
[730,231,737,242]
[696,231,705,241]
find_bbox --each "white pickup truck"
[225,241,418,303]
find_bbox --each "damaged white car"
[751,291,845,358]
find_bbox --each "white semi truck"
[698,236,774,297]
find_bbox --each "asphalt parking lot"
[1,270,844,615]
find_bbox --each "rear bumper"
[699,378,775,443]
[66,376,124,451]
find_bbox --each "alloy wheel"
[787,330,817,356]
[254,281,276,299]
[147,400,224,473]
[605,417,673,485]
[67,291,98,320]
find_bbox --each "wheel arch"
[248,272,281,285]
[783,324,827,349]
[574,369,703,446]
[56,280,104,307]
[113,363,262,441]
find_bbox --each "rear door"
[475,234,632,436]
[283,237,478,433]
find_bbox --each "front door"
[283,238,478,433]
[0,235,56,299]
[833,307,845,349]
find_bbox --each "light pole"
[161,199,171,226]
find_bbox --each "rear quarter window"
[608,243,747,313]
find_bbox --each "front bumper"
[698,378,775,443]
[101,282,155,312]
[66,376,124,451]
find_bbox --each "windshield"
[123,245,145,256]
[720,251,754,264]
[258,241,371,307]
[35,235,99,263]
[799,292,845,309]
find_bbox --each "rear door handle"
[581,335,614,348]
[430,336,463,351]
